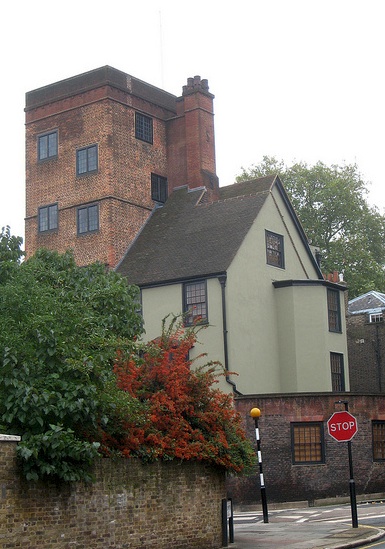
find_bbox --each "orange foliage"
[99,318,255,472]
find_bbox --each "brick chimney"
[166,76,219,198]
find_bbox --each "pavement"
[228,505,385,549]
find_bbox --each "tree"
[0,249,143,481]
[0,226,24,283]
[0,248,254,481]
[237,156,385,298]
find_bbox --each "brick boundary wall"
[0,436,226,548]
[228,394,385,507]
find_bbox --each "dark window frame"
[77,204,99,235]
[76,144,98,176]
[183,280,208,326]
[327,288,342,332]
[38,203,58,233]
[135,112,153,144]
[265,230,285,269]
[291,422,325,465]
[373,421,385,461]
[330,352,345,392]
[151,173,168,203]
[38,130,58,161]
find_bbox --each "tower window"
[135,112,153,144]
[76,145,98,175]
[38,203,58,232]
[77,204,99,234]
[38,131,58,161]
[151,174,168,203]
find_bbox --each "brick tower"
[25,66,217,268]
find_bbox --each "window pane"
[78,205,98,234]
[266,231,284,268]
[327,289,341,332]
[330,352,345,391]
[48,132,57,157]
[184,281,207,325]
[39,204,57,232]
[38,131,57,160]
[48,205,58,230]
[38,135,48,160]
[135,112,153,143]
[88,205,98,231]
[78,208,88,233]
[39,207,48,231]
[77,149,88,174]
[373,422,385,460]
[87,146,97,172]
[151,174,168,203]
[292,423,324,464]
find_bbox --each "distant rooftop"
[348,290,385,314]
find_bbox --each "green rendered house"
[116,174,348,396]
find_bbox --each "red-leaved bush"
[99,316,255,473]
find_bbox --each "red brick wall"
[228,394,385,506]
[25,88,167,267]
[25,70,218,269]
[0,440,226,548]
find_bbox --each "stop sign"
[327,411,358,442]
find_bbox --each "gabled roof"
[116,175,322,286]
[348,290,385,315]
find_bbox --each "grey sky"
[1,0,384,243]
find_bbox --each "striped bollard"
[250,407,269,523]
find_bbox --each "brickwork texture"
[228,394,385,506]
[0,442,226,548]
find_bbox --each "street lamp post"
[250,407,269,523]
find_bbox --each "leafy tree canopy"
[0,226,24,283]
[237,156,385,298]
[0,248,254,481]
[0,248,143,481]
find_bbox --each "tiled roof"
[116,175,277,286]
[348,290,385,314]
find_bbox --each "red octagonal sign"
[327,411,358,442]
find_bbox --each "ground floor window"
[291,422,325,464]
[373,421,385,461]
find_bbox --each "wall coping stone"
[0,434,21,441]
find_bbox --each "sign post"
[327,402,358,528]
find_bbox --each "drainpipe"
[218,274,242,395]
[375,324,382,392]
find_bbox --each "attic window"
[265,230,284,268]
[370,313,383,323]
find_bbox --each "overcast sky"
[1,0,384,244]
